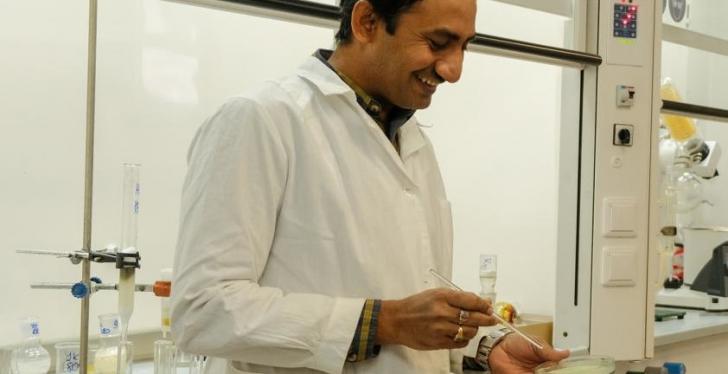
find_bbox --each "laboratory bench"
[653,308,728,346]
[129,312,728,373]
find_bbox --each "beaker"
[55,342,97,374]
[94,341,133,374]
[154,340,175,374]
[175,350,206,374]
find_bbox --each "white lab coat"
[171,55,458,374]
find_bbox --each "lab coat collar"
[296,54,353,97]
[296,52,428,162]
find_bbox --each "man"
[170,0,569,373]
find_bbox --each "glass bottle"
[94,313,133,374]
[11,317,51,374]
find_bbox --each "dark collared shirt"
[314,49,415,153]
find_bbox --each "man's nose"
[435,50,464,83]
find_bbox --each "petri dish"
[535,355,615,374]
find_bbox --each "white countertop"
[654,308,728,346]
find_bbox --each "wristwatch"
[475,327,512,373]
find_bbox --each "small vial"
[479,254,498,302]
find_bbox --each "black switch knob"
[618,128,631,144]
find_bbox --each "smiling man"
[170,0,567,373]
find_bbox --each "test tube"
[120,163,140,252]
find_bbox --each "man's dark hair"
[335,0,423,44]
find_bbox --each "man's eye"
[428,39,448,50]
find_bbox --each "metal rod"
[212,0,339,20]
[30,282,154,292]
[80,0,98,372]
[470,33,601,67]
[31,283,80,290]
[16,249,88,258]
[428,268,545,350]
[164,0,603,69]
[662,100,728,124]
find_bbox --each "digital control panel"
[613,3,639,38]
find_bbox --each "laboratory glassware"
[154,268,174,374]
[55,342,97,374]
[154,340,175,374]
[153,268,207,374]
[175,351,206,374]
[479,254,497,301]
[11,316,51,374]
[54,342,81,374]
[94,313,133,374]
[118,163,141,341]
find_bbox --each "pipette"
[428,268,544,350]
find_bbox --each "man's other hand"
[489,334,570,373]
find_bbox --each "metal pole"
[80,0,98,373]
[662,99,728,123]
[165,0,603,69]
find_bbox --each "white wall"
[0,0,89,348]
[427,1,570,317]
[1,0,570,349]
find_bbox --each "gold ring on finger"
[453,326,465,342]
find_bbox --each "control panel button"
[613,124,634,146]
[613,3,639,39]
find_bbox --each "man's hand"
[376,288,496,350]
[488,334,569,374]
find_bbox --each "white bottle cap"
[479,254,498,276]
[160,268,173,281]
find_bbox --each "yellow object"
[660,79,696,141]
[494,302,518,323]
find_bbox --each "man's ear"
[350,0,380,43]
